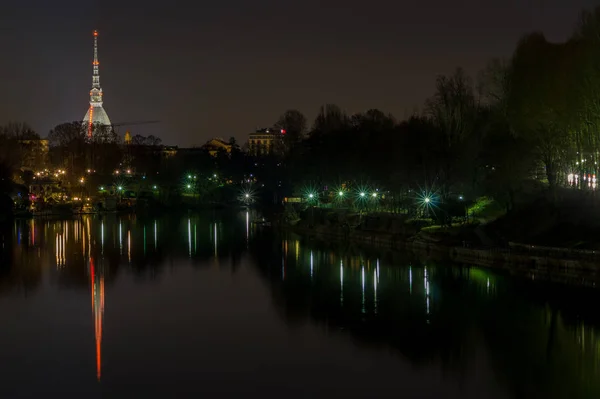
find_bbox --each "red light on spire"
[281,129,286,134]
[94,30,98,37]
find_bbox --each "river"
[0,212,599,398]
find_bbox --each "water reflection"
[89,256,104,380]
[0,214,599,397]
[250,235,600,399]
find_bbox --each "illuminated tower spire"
[83,30,111,137]
[92,30,100,95]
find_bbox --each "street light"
[339,191,344,197]
[360,192,365,197]
[424,197,430,203]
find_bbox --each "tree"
[145,135,162,146]
[275,109,307,153]
[0,129,24,171]
[0,122,38,139]
[477,58,512,116]
[90,125,121,175]
[0,122,45,171]
[311,104,348,135]
[507,33,578,193]
[48,122,87,177]
[48,122,86,147]
[425,68,479,197]
[131,134,146,146]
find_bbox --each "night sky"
[0,0,595,146]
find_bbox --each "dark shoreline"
[287,224,600,288]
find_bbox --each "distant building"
[247,128,283,156]
[161,146,178,159]
[200,138,232,157]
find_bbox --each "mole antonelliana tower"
[82,30,111,137]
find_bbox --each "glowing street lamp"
[424,197,430,203]
[372,193,377,198]
[339,191,344,197]
[360,192,365,197]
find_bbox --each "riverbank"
[287,223,600,287]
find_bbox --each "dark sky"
[0,0,595,146]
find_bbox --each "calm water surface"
[1,212,600,398]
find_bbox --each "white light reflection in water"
[127,230,131,263]
[188,219,192,257]
[30,219,35,246]
[281,241,286,280]
[101,221,104,254]
[374,270,378,314]
[310,251,314,280]
[361,266,365,314]
[86,218,91,256]
[154,221,157,250]
[487,278,490,294]
[245,211,249,244]
[340,260,344,306]
[55,233,65,267]
[424,266,430,321]
[119,222,122,255]
[376,259,380,284]
[213,223,218,257]
[81,221,86,255]
[409,266,413,294]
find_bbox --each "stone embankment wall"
[291,225,600,287]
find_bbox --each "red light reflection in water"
[90,257,104,381]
